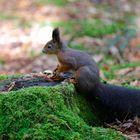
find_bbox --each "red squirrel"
[42,28,140,117]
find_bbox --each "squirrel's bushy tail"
[94,83,140,116]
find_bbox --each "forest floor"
[0,0,140,83]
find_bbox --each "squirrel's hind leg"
[75,66,94,93]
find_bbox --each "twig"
[8,82,16,92]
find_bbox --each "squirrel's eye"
[48,44,52,49]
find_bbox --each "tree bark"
[0,72,73,92]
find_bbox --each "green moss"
[92,127,125,140]
[122,84,140,90]
[78,96,103,125]
[0,75,9,80]
[0,84,124,139]
[0,75,21,81]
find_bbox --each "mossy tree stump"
[0,75,125,139]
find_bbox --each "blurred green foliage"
[54,19,126,37]
[37,0,68,6]
[69,43,86,50]
[101,62,140,80]
[0,12,31,28]
[0,75,22,81]
[0,13,20,21]
[0,59,5,65]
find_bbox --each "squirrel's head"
[42,28,62,54]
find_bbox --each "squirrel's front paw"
[69,78,77,84]
[53,64,60,74]
[51,67,61,81]
[51,75,61,81]
[32,72,53,81]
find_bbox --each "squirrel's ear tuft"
[52,27,61,43]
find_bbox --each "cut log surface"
[0,72,73,92]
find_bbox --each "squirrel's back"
[57,47,98,70]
